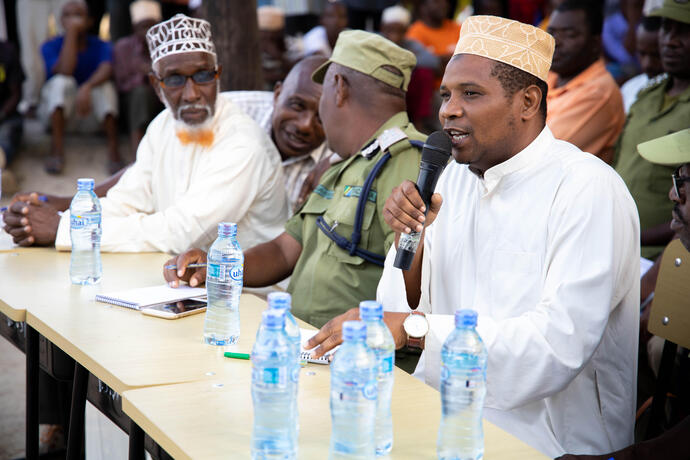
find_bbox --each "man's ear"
[334,73,349,108]
[273,80,283,104]
[520,84,542,122]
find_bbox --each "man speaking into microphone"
[310,16,641,458]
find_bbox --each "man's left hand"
[305,309,409,358]
[75,85,92,117]
[2,196,60,246]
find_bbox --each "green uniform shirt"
[614,76,690,258]
[285,112,424,327]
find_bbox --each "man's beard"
[162,89,218,147]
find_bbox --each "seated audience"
[380,5,440,132]
[558,129,690,460]
[38,0,122,174]
[309,16,639,457]
[602,0,643,83]
[165,31,424,329]
[301,1,348,57]
[112,0,164,158]
[0,40,23,194]
[226,55,331,211]
[546,0,624,163]
[614,0,690,259]
[405,0,461,82]
[2,14,289,254]
[257,6,290,90]
[620,15,664,113]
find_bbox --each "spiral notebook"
[95,285,207,310]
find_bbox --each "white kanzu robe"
[377,127,640,457]
[55,93,290,254]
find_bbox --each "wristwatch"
[403,311,429,350]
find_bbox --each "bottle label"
[70,214,101,229]
[440,365,450,381]
[262,367,286,385]
[208,263,242,283]
[362,381,377,400]
[381,355,393,373]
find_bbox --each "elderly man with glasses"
[2,14,289,255]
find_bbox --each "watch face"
[404,313,429,338]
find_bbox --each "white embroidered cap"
[146,14,216,65]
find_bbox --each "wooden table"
[122,309,549,460]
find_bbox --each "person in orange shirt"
[406,0,460,71]
[546,0,624,164]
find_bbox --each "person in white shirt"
[306,16,640,458]
[2,14,289,254]
[226,55,333,211]
[620,15,665,113]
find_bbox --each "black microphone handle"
[393,161,446,270]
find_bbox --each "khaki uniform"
[285,112,424,327]
[614,76,690,258]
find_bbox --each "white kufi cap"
[381,5,411,27]
[130,0,162,25]
[146,14,216,65]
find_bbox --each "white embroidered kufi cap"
[381,5,411,27]
[146,14,216,65]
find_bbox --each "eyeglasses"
[155,69,218,89]
[671,167,690,200]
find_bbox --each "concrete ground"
[0,118,130,459]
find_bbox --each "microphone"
[393,131,452,270]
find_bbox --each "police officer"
[164,30,424,328]
[614,0,690,259]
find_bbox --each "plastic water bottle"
[359,301,395,456]
[69,178,102,285]
[251,309,298,459]
[267,292,301,433]
[203,222,243,345]
[329,321,378,459]
[437,309,487,460]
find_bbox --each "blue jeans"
[0,113,23,164]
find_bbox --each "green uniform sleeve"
[284,212,304,246]
[375,144,423,253]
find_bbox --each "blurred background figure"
[602,0,645,83]
[257,6,291,90]
[342,0,398,31]
[16,0,71,116]
[546,0,624,164]
[301,0,348,56]
[620,15,664,112]
[0,40,23,195]
[38,0,120,175]
[380,4,440,133]
[406,0,460,85]
[472,0,509,16]
[113,0,164,157]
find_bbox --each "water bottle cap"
[359,300,383,320]
[77,178,95,191]
[342,320,367,341]
[217,222,237,237]
[262,309,286,329]
[455,309,478,327]
[267,292,292,311]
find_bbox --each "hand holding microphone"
[383,131,452,270]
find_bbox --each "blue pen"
[165,263,207,270]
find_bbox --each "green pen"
[224,352,250,360]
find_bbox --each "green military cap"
[311,30,417,91]
[649,0,690,24]
[638,129,690,166]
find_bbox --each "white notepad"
[299,328,338,365]
[95,285,207,310]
